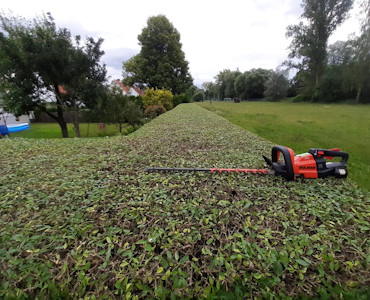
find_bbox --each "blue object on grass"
[0,125,9,136]
[7,123,30,133]
[0,123,30,135]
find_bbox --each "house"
[115,80,144,97]
[0,92,34,126]
[0,107,33,126]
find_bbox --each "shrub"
[292,94,306,102]
[128,95,144,110]
[193,91,204,102]
[173,94,190,107]
[144,105,166,119]
[142,88,173,111]
[124,100,143,126]
[105,87,143,131]
[121,124,140,135]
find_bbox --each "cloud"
[103,48,138,67]
[284,0,303,17]
[2,0,361,85]
[102,47,139,81]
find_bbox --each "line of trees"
[285,0,369,102]
[201,68,290,101]
[201,0,369,103]
[1,1,369,138]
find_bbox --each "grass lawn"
[198,101,370,191]
[0,104,368,298]
[8,123,123,139]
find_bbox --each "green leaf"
[274,261,283,276]
[296,259,310,267]
[160,257,168,269]
[206,238,214,245]
[179,255,189,264]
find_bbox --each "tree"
[234,73,247,99]
[215,69,241,99]
[350,0,370,102]
[186,85,198,101]
[264,69,290,101]
[244,68,272,99]
[285,0,353,98]
[192,90,204,102]
[202,81,218,100]
[58,37,107,137]
[0,12,107,138]
[123,15,193,94]
[105,84,142,132]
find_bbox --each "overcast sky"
[2,0,363,86]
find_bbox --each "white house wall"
[129,88,140,97]
[0,110,32,125]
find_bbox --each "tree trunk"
[52,84,69,138]
[72,107,81,138]
[59,119,69,138]
[356,87,361,104]
[315,71,320,87]
[37,103,68,138]
[56,101,68,138]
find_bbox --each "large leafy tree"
[244,68,272,99]
[264,69,290,101]
[322,1,370,103]
[202,81,219,100]
[350,0,370,102]
[0,12,107,137]
[122,15,193,95]
[214,69,241,99]
[209,68,273,100]
[285,0,353,98]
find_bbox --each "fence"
[32,112,85,123]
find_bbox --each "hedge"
[0,104,369,299]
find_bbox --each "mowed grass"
[8,123,122,139]
[198,101,370,191]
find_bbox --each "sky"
[2,0,363,86]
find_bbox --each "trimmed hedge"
[0,104,369,299]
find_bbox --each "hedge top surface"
[0,104,369,299]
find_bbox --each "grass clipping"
[0,104,369,298]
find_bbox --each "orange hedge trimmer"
[145,145,349,181]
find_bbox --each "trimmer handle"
[309,148,349,164]
[271,145,296,181]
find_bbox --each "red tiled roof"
[115,80,130,93]
[131,86,144,96]
[58,85,67,94]
[115,79,144,96]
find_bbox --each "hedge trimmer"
[145,145,349,181]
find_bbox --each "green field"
[8,123,123,139]
[0,104,368,298]
[199,101,370,191]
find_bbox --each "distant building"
[0,92,33,125]
[0,107,33,125]
[115,80,144,97]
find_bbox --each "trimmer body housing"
[264,145,349,181]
